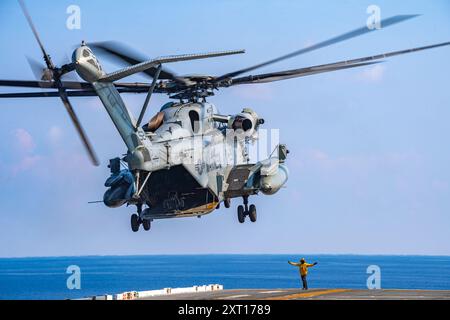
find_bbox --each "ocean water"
[0,254,449,299]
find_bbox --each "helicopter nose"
[72,47,83,64]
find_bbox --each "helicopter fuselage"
[103,100,288,219]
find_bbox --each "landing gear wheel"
[237,205,245,223]
[131,214,140,232]
[224,198,231,208]
[142,219,151,231]
[249,204,257,222]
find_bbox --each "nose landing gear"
[237,196,257,223]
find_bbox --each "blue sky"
[0,0,449,257]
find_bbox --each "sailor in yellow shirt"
[288,258,318,290]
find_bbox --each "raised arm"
[288,261,300,267]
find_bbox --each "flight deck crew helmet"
[300,258,305,263]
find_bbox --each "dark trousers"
[301,275,308,290]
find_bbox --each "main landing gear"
[237,196,257,223]
[131,214,152,232]
[131,205,152,232]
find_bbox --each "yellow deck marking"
[264,289,350,300]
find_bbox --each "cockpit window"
[87,59,97,68]
[189,110,200,133]
[82,49,90,58]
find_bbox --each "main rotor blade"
[215,14,420,82]
[230,61,382,85]
[58,88,99,166]
[18,0,54,70]
[99,49,245,82]
[0,89,167,98]
[0,79,92,89]
[228,40,450,85]
[0,80,166,93]
[90,41,177,80]
[0,91,98,98]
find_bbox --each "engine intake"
[232,116,253,132]
[229,108,262,136]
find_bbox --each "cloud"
[9,129,42,174]
[11,155,42,175]
[47,126,63,145]
[14,128,35,154]
[6,127,95,178]
[356,64,385,83]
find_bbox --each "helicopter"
[1,1,449,232]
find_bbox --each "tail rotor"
[18,0,99,166]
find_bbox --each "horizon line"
[1,252,450,259]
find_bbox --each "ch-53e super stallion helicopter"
[1,1,449,231]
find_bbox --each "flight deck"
[137,288,450,300]
[79,284,450,300]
